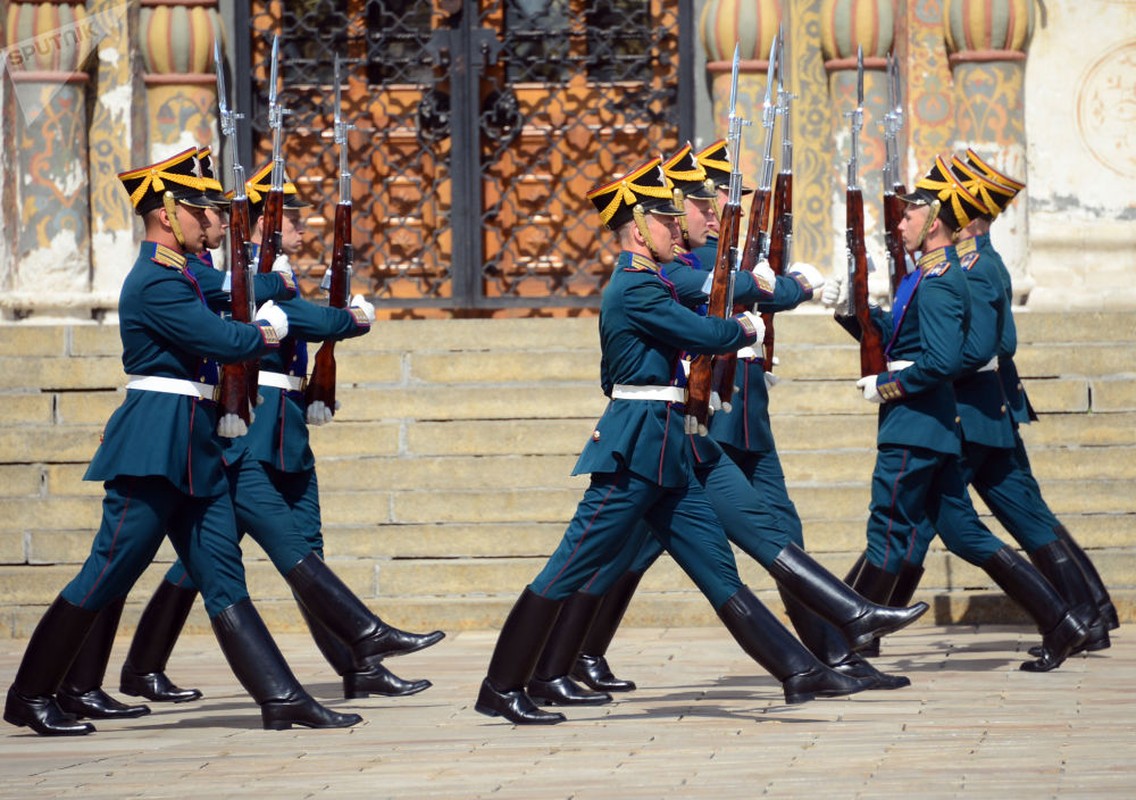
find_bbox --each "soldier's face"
[203,206,228,250]
[683,198,716,248]
[176,204,209,253]
[899,205,929,252]
[280,209,306,255]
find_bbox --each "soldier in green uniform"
[475,156,880,726]
[832,156,1088,673]
[117,161,443,707]
[4,148,361,736]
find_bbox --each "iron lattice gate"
[243,0,692,315]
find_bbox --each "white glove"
[751,258,776,294]
[307,400,334,426]
[738,310,766,343]
[821,270,848,311]
[272,254,293,275]
[350,293,376,324]
[856,374,883,403]
[789,262,826,295]
[764,371,780,390]
[255,300,289,340]
[217,413,249,439]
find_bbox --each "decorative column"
[699,0,780,185]
[2,0,92,317]
[138,0,221,161]
[944,0,1035,303]
[820,0,897,289]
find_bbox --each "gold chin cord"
[914,198,941,254]
[162,192,186,247]
[632,204,663,262]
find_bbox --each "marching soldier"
[118,162,444,707]
[828,156,1088,672]
[475,156,881,726]
[4,148,361,736]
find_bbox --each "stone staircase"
[1,310,1133,638]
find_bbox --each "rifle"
[214,38,257,433]
[845,47,887,377]
[762,27,793,372]
[686,45,745,436]
[714,33,780,410]
[256,34,288,277]
[305,54,354,417]
[881,53,907,304]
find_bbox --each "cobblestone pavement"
[1,623,1131,799]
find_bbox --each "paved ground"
[0,623,1131,799]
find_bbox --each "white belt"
[978,356,998,373]
[125,375,217,400]
[612,384,684,403]
[258,371,306,391]
[736,346,759,360]
[888,360,914,372]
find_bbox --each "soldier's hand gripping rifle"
[713,33,779,411]
[846,47,887,377]
[305,55,354,419]
[881,53,907,304]
[256,34,289,278]
[762,27,794,373]
[686,45,745,436]
[214,39,257,438]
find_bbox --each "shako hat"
[949,155,1019,220]
[693,138,753,195]
[118,147,212,215]
[245,161,311,220]
[662,142,717,203]
[899,155,988,231]
[586,157,683,231]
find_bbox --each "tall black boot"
[769,544,927,652]
[844,551,867,585]
[528,591,611,706]
[119,580,202,703]
[294,595,431,699]
[1055,525,1119,631]
[843,554,901,657]
[778,586,910,691]
[57,597,150,720]
[982,546,1088,672]
[1029,540,1109,654]
[211,598,361,730]
[716,586,872,704]
[887,561,925,609]
[285,553,444,668]
[4,596,98,736]
[475,588,566,724]
[572,569,643,693]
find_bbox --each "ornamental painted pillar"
[2,0,93,317]
[699,0,780,186]
[944,0,1035,303]
[138,0,220,161]
[820,0,897,291]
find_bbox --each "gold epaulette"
[150,244,187,272]
[625,254,660,273]
[918,247,951,277]
[955,238,979,270]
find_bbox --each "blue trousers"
[62,476,249,617]
[529,468,742,609]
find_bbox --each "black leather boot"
[888,561,925,609]
[1055,525,1119,631]
[4,596,98,736]
[843,554,902,657]
[285,553,444,667]
[844,551,867,585]
[769,544,927,652]
[211,599,362,730]
[57,597,150,720]
[982,546,1088,672]
[571,569,643,692]
[716,586,872,704]
[1028,540,1109,655]
[119,580,202,703]
[475,588,566,724]
[528,592,611,706]
[778,586,910,691]
[295,595,431,699]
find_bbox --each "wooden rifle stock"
[305,202,351,413]
[217,196,257,421]
[687,202,741,430]
[847,188,887,377]
[883,185,907,301]
[255,189,284,275]
[762,172,792,370]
